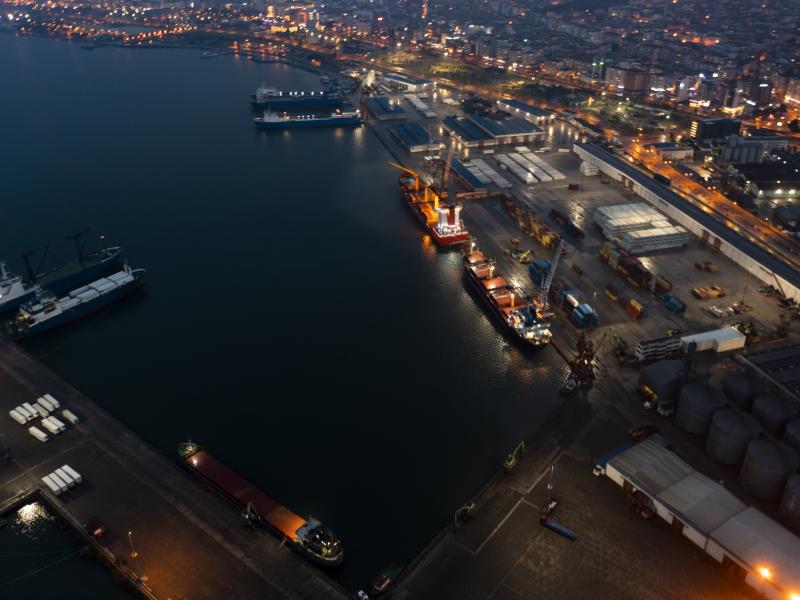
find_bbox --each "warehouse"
[442,115,496,148]
[389,122,442,153]
[573,143,800,301]
[496,98,555,124]
[366,96,407,121]
[381,73,434,93]
[599,437,800,600]
[443,115,544,147]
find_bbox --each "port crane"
[538,239,565,311]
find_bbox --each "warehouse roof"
[383,73,431,86]
[497,98,552,118]
[576,143,800,290]
[442,116,493,142]
[607,437,694,494]
[658,471,746,534]
[468,114,541,137]
[389,122,437,150]
[710,507,800,593]
[450,159,486,190]
[367,96,406,118]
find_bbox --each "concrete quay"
[0,338,349,600]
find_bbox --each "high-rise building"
[689,118,741,143]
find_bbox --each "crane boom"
[388,161,420,193]
[442,142,455,187]
[539,239,565,310]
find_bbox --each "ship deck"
[186,449,306,541]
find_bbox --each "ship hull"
[0,290,37,316]
[250,97,343,110]
[254,117,361,129]
[463,266,549,351]
[16,271,144,339]
[399,187,468,247]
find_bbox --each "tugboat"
[178,442,344,567]
[371,562,404,596]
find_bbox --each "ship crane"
[539,239,565,311]
[388,161,437,206]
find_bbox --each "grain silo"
[706,409,761,465]
[739,438,800,500]
[751,394,800,437]
[676,383,724,435]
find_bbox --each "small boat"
[371,562,404,596]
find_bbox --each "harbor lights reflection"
[16,502,48,529]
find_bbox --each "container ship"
[250,86,342,110]
[390,163,469,247]
[254,110,361,129]
[0,233,123,315]
[10,264,145,339]
[178,442,343,567]
[463,250,551,348]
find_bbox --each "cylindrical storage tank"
[721,372,755,410]
[739,439,800,500]
[784,420,800,454]
[706,409,761,465]
[779,475,800,533]
[676,383,724,435]
[751,394,800,437]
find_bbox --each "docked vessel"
[178,442,343,567]
[250,86,342,109]
[0,233,123,315]
[390,163,469,247]
[10,264,145,339]
[463,251,551,348]
[371,562,404,596]
[254,109,361,129]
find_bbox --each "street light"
[758,566,771,580]
[128,530,143,583]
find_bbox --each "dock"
[0,337,348,600]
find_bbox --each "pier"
[0,337,348,600]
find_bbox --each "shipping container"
[653,276,672,296]
[50,416,66,432]
[41,475,62,496]
[35,399,52,416]
[61,409,80,425]
[22,402,38,417]
[604,283,619,300]
[16,405,35,421]
[62,464,83,484]
[626,299,644,320]
[44,394,61,409]
[28,426,49,443]
[663,294,686,315]
[9,409,28,425]
[34,404,49,419]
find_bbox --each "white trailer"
[22,402,38,416]
[61,409,80,425]
[44,393,61,409]
[37,396,55,412]
[9,409,28,425]
[41,475,62,496]
[15,405,35,421]
[28,426,49,443]
[34,403,50,419]
[55,468,75,488]
[48,416,66,432]
[41,418,61,435]
[49,472,69,493]
[62,465,82,484]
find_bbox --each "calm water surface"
[0,34,565,588]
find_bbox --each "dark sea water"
[0,34,565,589]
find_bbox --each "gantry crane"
[539,239,565,311]
[389,161,437,206]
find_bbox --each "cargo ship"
[390,163,469,247]
[178,442,343,567]
[463,250,551,348]
[0,234,123,315]
[10,264,145,339]
[250,86,342,109]
[254,109,361,129]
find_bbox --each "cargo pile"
[692,285,726,300]
[501,194,562,250]
[599,241,686,316]
[550,282,599,329]
[549,208,585,239]
[7,393,79,444]
[595,203,688,254]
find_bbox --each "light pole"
[128,530,143,583]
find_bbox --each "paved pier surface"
[0,338,348,600]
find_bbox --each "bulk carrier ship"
[178,442,344,567]
[0,231,123,315]
[463,250,551,348]
[10,263,145,339]
[250,86,343,110]
[390,162,469,247]
[254,109,361,129]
